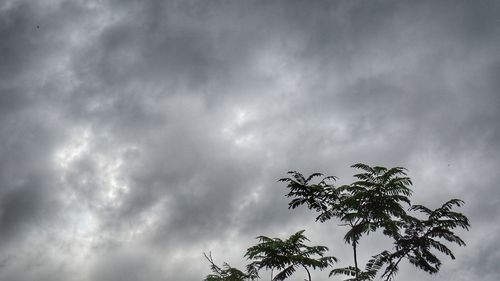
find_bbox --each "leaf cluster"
[204,230,337,281]
[204,163,470,281]
[204,252,257,281]
[281,163,470,281]
[365,199,470,281]
[245,230,337,281]
[281,164,413,245]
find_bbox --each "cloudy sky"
[1,0,499,280]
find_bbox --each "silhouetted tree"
[364,199,470,281]
[245,230,337,281]
[204,163,469,281]
[280,163,469,281]
[204,252,257,281]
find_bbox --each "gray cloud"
[0,0,499,280]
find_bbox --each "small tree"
[203,163,469,281]
[365,199,470,281]
[204,252,257,281]
[280,164,413,280]
[280,163,469,281]
[245,230,337,281]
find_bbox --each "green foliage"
[204,163,469,281]
[279,172,339,223]
[329,266,377,281]
[280,163,469,281]
[280,164,413,244]
[365,199,470,281]
[244,230,337,281]
[203,252,257,281]
[341,164,413,243]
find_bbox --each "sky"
[0,0,499,280]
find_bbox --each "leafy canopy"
[203,252,257,281]
[245,230,337,281]
[280,164,413,244]
[365,199,470,281]
[204,163,470,281]
[280,163,469,281]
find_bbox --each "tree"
[279,163,469,281]
[204,163,469,281]
[203,252,257,281]
[244,230,337,281]
[365,199,470,281]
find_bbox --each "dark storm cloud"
[0,0,499,280]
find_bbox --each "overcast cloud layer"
[0,1,499,280]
